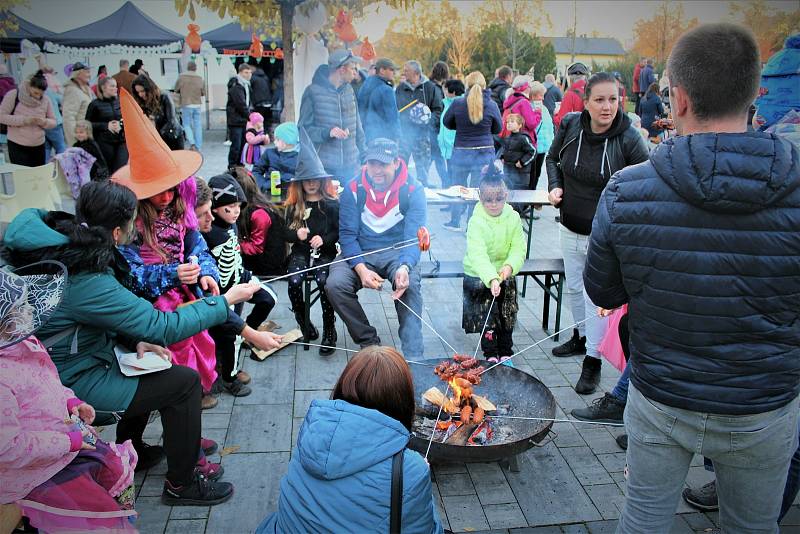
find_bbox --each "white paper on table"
[114,347,172,377]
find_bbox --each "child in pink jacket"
[0,262,138,532]
[241,111,270,166]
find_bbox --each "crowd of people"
[1,20,799,534]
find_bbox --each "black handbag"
[158,96,184,150]
[390,449,404,534]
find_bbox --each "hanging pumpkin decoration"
[186,24,202,53]
[355,37,376,62]
[248,33,264,58]
[333,9,358,44]
[274,48,284,60]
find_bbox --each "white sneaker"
[223,140,232,146]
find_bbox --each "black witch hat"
[290,128,333,182]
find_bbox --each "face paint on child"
[301,179,322,199]
[148,189,176,211]
[213,202,241,224]
[480,185,508,217]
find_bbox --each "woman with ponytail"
[0,70,56,166]
[2,180,265,506]
[441,71,502,231]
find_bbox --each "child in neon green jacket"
[462,173,526,363]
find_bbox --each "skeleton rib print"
[211,228,242,288]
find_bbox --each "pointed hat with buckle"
[111,88,203,199]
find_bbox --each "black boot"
[552,328,586,357]
[575,356,602,394]
[319,318,337,356]
[294,309,318,342]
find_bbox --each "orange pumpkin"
[186,24,202,53]
[333,9,358,43]
[248,33,264,58]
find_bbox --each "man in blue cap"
[326,137,426,359]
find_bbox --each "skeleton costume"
[203,174,276,387]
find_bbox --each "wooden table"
[425,188,551,295]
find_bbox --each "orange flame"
[449,378,463,405]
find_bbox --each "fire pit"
[409,358,557,465]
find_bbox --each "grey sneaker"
[682,481,719,511]
[571,392,625,424]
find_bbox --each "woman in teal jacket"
[2,181,266,506]
[257,346,443,534]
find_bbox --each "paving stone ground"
[97,129,799,533]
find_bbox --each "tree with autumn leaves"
[378,0,555,79]
[174,0,417,120]
[632,0,799,65]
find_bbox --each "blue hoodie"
[358,74,401,143]
[257,400,443,534]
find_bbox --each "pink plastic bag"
[598,305,628,371]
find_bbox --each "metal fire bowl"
[409,358,557,463]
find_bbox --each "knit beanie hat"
[274,122,299,146]
[248,111,264,125]
[208,173,247,209]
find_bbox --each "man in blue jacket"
[298,49,366,184]
[584,24,800,533]
[326,138,426,360]
[357,57,401,143]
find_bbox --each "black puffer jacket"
[251,68,272,107]
[584,132,800,415]
[547,111,649,234]
[297,64,365,172]
[85,96,124,145]
[226,77,250,127]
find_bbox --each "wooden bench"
[296,258,565,349]
[420,258,565,340]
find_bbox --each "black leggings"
[116,365,201,486]
[98,140,129,174]
[7,139,45,167]
[287,253,335,326]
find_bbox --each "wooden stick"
[398,99,418,113]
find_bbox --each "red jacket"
[554,79,586,128]
[632,63,642,94]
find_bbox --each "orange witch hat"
[111,88,203,199]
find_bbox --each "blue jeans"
[611,365,630,402]
[326,249,424,360]
[44,125,66,158]
[781,423,800,521]
[619,384,798,534]
[181,107,202,150]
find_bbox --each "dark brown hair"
[231,167,274,239]
[195,176,212,208]
[332,346,415,431]
[667,23,760,121]
[430,61,450,84]
[131,73,162,117]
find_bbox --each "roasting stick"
[394,297,460,355]
[480,317,595,375]
[259,238,420,287]
[472,295,496,360]
[453,414,624,427]
[423,294,498,459]
[287,341,436,367]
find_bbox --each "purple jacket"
[0,75,16,102]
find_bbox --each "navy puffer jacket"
[585,132,800,415]
[297,64,365,172]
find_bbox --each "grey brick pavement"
[96,130,798,533]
